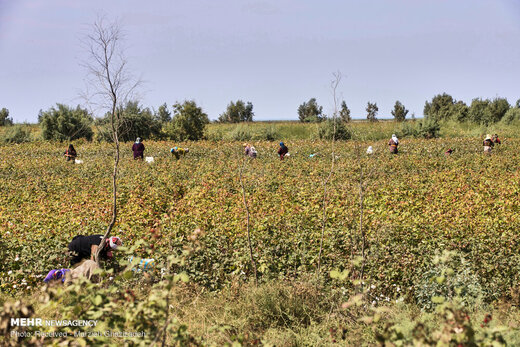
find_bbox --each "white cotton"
[366,146,373,154]
[75,159,84,164]
[145,157,154,163]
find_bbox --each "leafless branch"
[317,71,342,277]
[238,153,258,286]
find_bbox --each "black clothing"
[68,234,108,266]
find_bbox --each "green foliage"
[96,101,161,142]
[218,100,254,123]
[376,251,506,346]
[417,116,441,138]
[0,108,13,126]
[502,107,520,125]
[339,101,351,123]
[453,100,470,122]
[298,98,324,123]
[318,119,351,140]
[467,98,490,124]
[391,101,408,122]
[424,93,456,121]
[366,102,378,122]
[484,97,510,124]
[40,104,93,141]
[167,100,209,141]
[229,124,252,141]
[155,102,171,123]
[1,125,32,144]
[415,251,483,311]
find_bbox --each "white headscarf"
[135,138,141,144]
[391,134,399,145]
[109,236,122,249]
[366,146,373,154]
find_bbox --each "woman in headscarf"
[243,143,251,157]
[278,142,288,160]
[68,234,122,266]
[132,137,145,159]
[483,134,494,154]
[171,146,188,160]
[64,144,77,162]
[388,134,399,154]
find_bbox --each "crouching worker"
[388,134,399,154]
[171,146,189,160]
[278,142,288,160]
[483,134,494,154]
[68,234,122,267]
[64,144,77,163]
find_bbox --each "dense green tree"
[0,108,13,126]
[423,93,473,122]
[298,98,324,122]
[339,101,351,123]
[423,93,456,121]
[96,101,161,142]
[40,104,93,141]
[318,118,351,140]
[516,99,520,108]
[218,100,254,123]
[452,101,469,122]
[484,97,509,124]
[391,101,408,122]
[169,100,209,141]
[366,102,378,122]
[466,97,509,125]
[502,107,520,124]
[467,98,490,124]
[156,103,171,123]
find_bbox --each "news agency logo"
[11,318,43,327]
[11,318,97,327]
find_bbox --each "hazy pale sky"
[1,0,519,122]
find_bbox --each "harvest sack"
[145,157,154,163]
[70,260,100,281]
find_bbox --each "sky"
[1,0,519,122]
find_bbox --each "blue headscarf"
[280,142,284,146]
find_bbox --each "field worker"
[132,137,145,160]
[278,142,289,160]
[249,146,258,158]
[483,134,494,154]
[367,146,373,155]
[388,134,399,154]
[64,144,77,162]
[243,143,251,157]
[171,146,188,160]
[492,134,501,144]
[68,234,122,266]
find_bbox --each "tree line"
[1,93,519,142]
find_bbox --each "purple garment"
[44,269,70,283]
[132,142,145,159]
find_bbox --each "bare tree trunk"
[358,164,366,291]
[317,71,341,277]
[238,158,258,286]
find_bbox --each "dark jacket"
[483,139,494,147]
[64,148,77,158]
[132,143,145,159]
[388,139,398,154]
[278,145,288,157]
[68,234,109,265]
